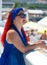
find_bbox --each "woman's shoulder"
[7,29,16,35]
[6,29,18,44]
[6,29,17,38]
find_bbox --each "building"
[2,0,14,8]
[2,0,14,12]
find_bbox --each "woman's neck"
[13,22,22,34]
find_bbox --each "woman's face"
[14,11,27,25]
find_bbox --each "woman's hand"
[34,40,46,48]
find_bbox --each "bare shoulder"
[6,29,18,43]
[7,29,16,36]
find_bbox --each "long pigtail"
[1,12,12,45]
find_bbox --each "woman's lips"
[23,20,26,23]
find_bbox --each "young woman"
[0,7,46,65]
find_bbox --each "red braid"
[1,12,12,45]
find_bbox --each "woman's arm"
[6,30,45,53]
